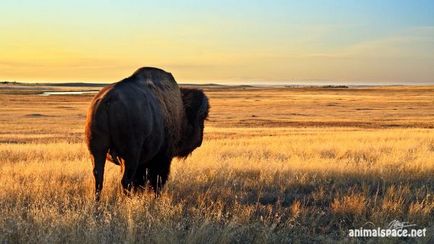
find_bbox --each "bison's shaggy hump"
[128,67,185,154]
[131,67,177,88]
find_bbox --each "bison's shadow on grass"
[170,168,432,206]
[165,168,432,229]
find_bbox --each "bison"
[85,67,209,200]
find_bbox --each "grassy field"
[0,84,433,243]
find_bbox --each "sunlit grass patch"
[0,127,433,242]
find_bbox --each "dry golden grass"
[0,85,433,242]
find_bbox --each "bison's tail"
[107,149,121,165]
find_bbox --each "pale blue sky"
[1,0,433,84]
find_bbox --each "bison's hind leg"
[132,164,147,192]
[147,153,172,196]
[120,151,142,196]
[90,148,108,201]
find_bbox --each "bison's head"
[177,88,209,158]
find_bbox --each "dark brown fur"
[85,67,209,200]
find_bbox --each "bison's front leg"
[147,155,172,195]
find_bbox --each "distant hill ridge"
[0,81,231,88]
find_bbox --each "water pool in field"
[39,91,98,96]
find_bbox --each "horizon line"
[2,80,434,87]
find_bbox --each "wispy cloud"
[304,26,434,60]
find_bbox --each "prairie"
[0,84,433,243]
